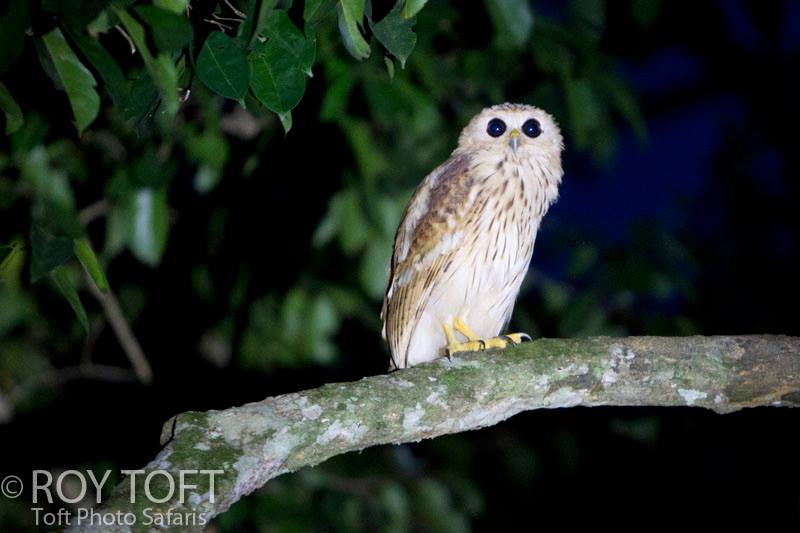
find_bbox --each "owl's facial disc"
[508,129,521,152]
[457,103,564,159]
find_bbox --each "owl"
[381,103,564,369]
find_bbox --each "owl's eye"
[486,118,506,137]
[522,119,542,138]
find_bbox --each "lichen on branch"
[73,335,800,532]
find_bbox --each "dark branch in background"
[71,335,799,532]
[84,271,153,384]
[9,364,137,403]
[78,199,110,225]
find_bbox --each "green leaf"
[104,203,130,258]
[153,0,188,14]
[152,53,180,119]
[304,0,337,26]
[312,188,369,253]
[248,10,315,112]
[0,82,23,134]
[238,0,261,42]
[336,0,370,60]
[41,28,100,134]
[130,188,169,267]
[130,146,175,188]
[112,6,180,120]
[597,74,648,142]
[135,5,193,52]
[0,242,23,279]
[186,128,228,172]
[359,239,391,298]
[563,76,601,149]
[186,126,229,193]
[370,1,417,68]
[0,246,14,268]
[193,165,219,194]
[112,4,148,52]
[263,10,316,78]
[343,118,389,185]
[277,110,292,134]
[340,0,365,24]
[531,33,574,76]
[73,238,109,293]
[402,0,428,19]
[336,189,368,254]
[485,0,534,50]
[19,146,83,239]
[307,294,339,363]
[52,0,111,28]
[246,0,280,45]
[10,114,48,154]
[567,243,598,278]
[65,29,129,106]
[572,0,606,35]
[320,71,355,122]
[50,264,90,335]
[541,279,571,313]
[19,146,69,201]
[30,225,74,283]
[87,10,117,35]
[121,69,160,125]
[384,56,395,78]
[249,40,306,113]
[197,32,249,102]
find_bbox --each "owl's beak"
[508,129,521,152]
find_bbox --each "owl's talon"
[444,332,533,357]
[504,332,532,344]
[442,320,532,359]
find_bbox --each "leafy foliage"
[41,28,101,134]
[370,2,417,68]
[197,31,250,103]
[0,0,663,529]
[0,0,651,371]
[0,82,23,134]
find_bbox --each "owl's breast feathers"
[381,145,559,367]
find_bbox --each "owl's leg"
[446,318,532,355]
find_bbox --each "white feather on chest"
[383,103,564,368]
[403,152,556,365]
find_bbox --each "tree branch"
[84,271,153,385]
[75,335,799,531]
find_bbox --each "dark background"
[1,0,799,530]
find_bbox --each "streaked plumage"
[382,103,564,369]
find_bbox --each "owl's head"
[456,103,563,158]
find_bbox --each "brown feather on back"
[381,151,476,367]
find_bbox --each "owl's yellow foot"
[443,319,532,357]
[444,320,481,356]
[495,333,533,345]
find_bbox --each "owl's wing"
[381,151,477,368]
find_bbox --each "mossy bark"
[71,335,800,532]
